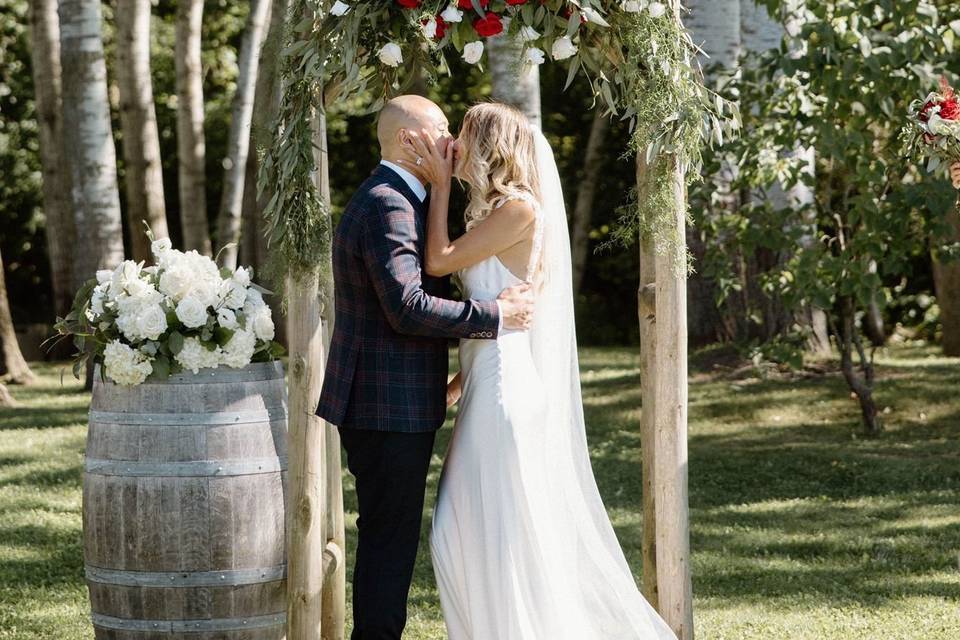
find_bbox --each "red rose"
[458,0,489,8]
[396,0,421,7]
[473,12,503,37]
[940,98,960,121]
[506,0,528,4]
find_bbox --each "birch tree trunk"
[487,34,541,127]
[571,111,609,297]
[240,0,288,345]
[933,207,960,356]
[59,0,124,290]
[216,0,271,269]
[115,0,169,261]
[0,248,36,385]
[175,0,211,255]
[28,0,75,318]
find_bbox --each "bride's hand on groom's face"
[398,129,454,189]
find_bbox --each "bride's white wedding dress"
[429,131,677,640]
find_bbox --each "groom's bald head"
[377,95,450,163]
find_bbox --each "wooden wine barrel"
[83,362,288,639]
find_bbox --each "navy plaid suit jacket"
[315,164,501,432]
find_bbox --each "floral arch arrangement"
[260,0,739,283]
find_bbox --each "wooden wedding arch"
[261,2,733,638]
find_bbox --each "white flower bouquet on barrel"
[55,235,284,386]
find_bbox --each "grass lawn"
[0,344,958,639]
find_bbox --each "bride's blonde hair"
[457,103,541,231]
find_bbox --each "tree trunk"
[487,33,541,128]
[240,0,288,346]
[0,382,16,407]
[0,248,36,385]
[216,0,271,269]
[28,0,75,318]
[837,296,881,434]
[933,206,960,356]
[638,157,659,608]
[115,0,169,261]
[59,0,125,290]
[175,0,211,255]
[571,111,609,297]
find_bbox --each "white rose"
[378,42,403,67]
[251,310,276,342]
[90,285,107,315]
[217,307,239,330]
[330,0,350,16]
[220,329,257,369]
[463,41,484,65]
[176,295,209,329]
[621,0,644,12]
[151,237,172,258]
[441,5,463,23]
[552,36,577,60]
[244,287,265,310]
[648,2,666,18]
[524,47,546,66]
[96,270,113,285]
[231,266,251,287]
[519,26,540,42]
[135,304,168,341]
[158,267,192,302]
[222,281,248,309]
[422,17,439,40]
[111,261,142,297]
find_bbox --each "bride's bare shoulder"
[490,196,537,229]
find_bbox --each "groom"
[316,95,534,639]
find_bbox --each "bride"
[400,102,677,640]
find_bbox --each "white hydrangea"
[104,340,153,386]
[251,309,275,342]
[158,250,221,303]
[220,328,257,369]
[175,337,222,374]
[114,284,167,342]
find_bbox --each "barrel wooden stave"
[84,362,288,639]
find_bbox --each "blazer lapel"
[371,164,426,213]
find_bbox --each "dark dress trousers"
[316,164,500,639]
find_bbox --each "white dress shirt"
[378,159,504,335]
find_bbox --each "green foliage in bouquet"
[53,231,285,386]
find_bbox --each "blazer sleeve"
[360,191,501,339]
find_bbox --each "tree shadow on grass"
[0,406,88,431]
[0,523,85,589]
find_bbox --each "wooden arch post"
[638,2,695,638]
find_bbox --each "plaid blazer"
[316,165,501,432]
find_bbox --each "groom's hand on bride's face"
[498,283,535,331]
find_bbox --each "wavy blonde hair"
[456,103,541,231]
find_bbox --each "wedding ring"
[416,156,423,166]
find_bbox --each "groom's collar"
[378,160,427,203]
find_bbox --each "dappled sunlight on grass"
[1,351,958,638]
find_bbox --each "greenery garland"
[262,0,739,288]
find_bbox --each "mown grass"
[1,344,958,639]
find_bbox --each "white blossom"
[217,307,239,330]
[621,1,644,12]
[524,47,546,66]
[519,26,540,42]
[251,309,276,342]
[104,340,153,386]
[441,5,463,23]
[175,337,222,374]
[552,36,578,61]
[422,17,439,40]
[463,41,484,65]
[220,329,257,369]
[378,42,403,67]
[648,2,666,18]
[96,270,113,285]
[151,237,172,258]
[330,0,350,16]
[175,295,209,329]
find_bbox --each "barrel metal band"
[88,407,288,426]
[84,456,288,477]
[92,612,286,632]
[85,564,286,587]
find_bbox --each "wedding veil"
[527,127,677,639]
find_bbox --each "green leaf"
[151,355,170,379]
[168,331,185,355]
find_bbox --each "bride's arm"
[402,130,536,278]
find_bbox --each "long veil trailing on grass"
[527,127,677,638]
